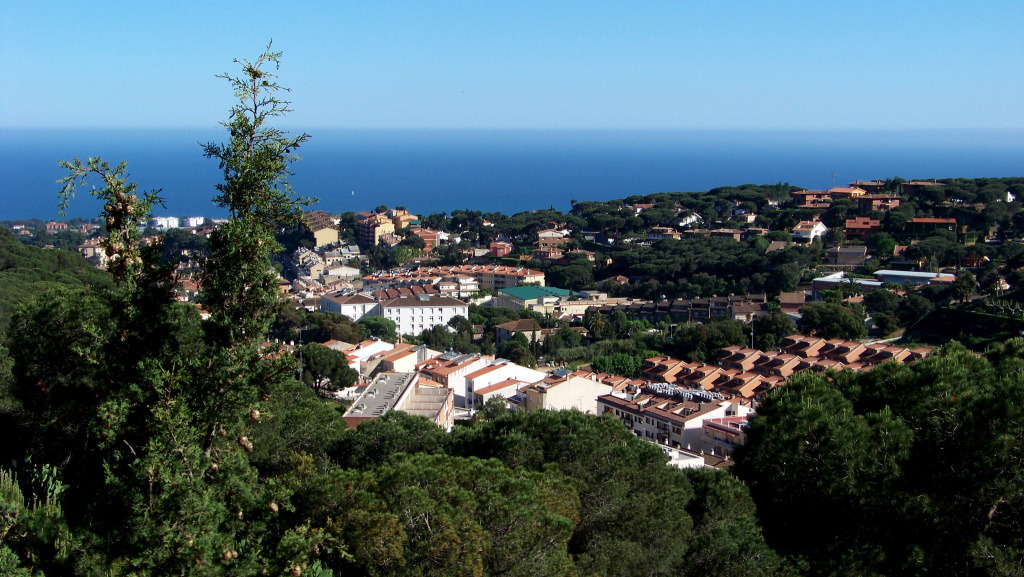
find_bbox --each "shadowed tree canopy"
[736,340,1024,576]
[359,316,397,343]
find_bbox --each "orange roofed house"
[790,190,831,209]
[598,393,752,454]
[844,217,880,241]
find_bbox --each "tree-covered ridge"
[600,236,816,299]
[0,227,111,332]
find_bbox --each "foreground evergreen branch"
[57,157,163,283]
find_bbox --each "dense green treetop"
[797,302,867,340]
[736,340,1024,576]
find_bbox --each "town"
[6,176,1021,470]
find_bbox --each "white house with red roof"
[792,220,828,243]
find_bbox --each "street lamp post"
[296,325,308,380]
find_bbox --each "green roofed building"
[495,286,574,313]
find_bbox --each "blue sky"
[2,1,1022,130]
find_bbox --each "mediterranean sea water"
[1,128,1022,221]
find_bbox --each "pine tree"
[4,44,337,575]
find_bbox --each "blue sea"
[2,128,1022,221]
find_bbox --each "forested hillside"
[0,228,111,332]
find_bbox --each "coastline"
[3,128,1022,220]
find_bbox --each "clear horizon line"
[4,125,1024,132]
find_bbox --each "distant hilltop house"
[45,221,68,233]
[909,217,957,234]
[675,213,702,228]
[536,228,571,249]
[827,186,867,200]
[647,226,681,241]
[790,185,899,213]
[823,245,868,268]
[78,237,107,266]
[790,190,831,209]
[903,180,945,196]
[489,240,514,257]
[854,194,900,212]
[849,180,886,193]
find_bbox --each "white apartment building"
[150,216,180,229]
[463,360,546,410]
[320,293,379,320]
[416,352,491,408]
[320,291,469,339]
[520,371,616,415]
[381,295,468,337]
